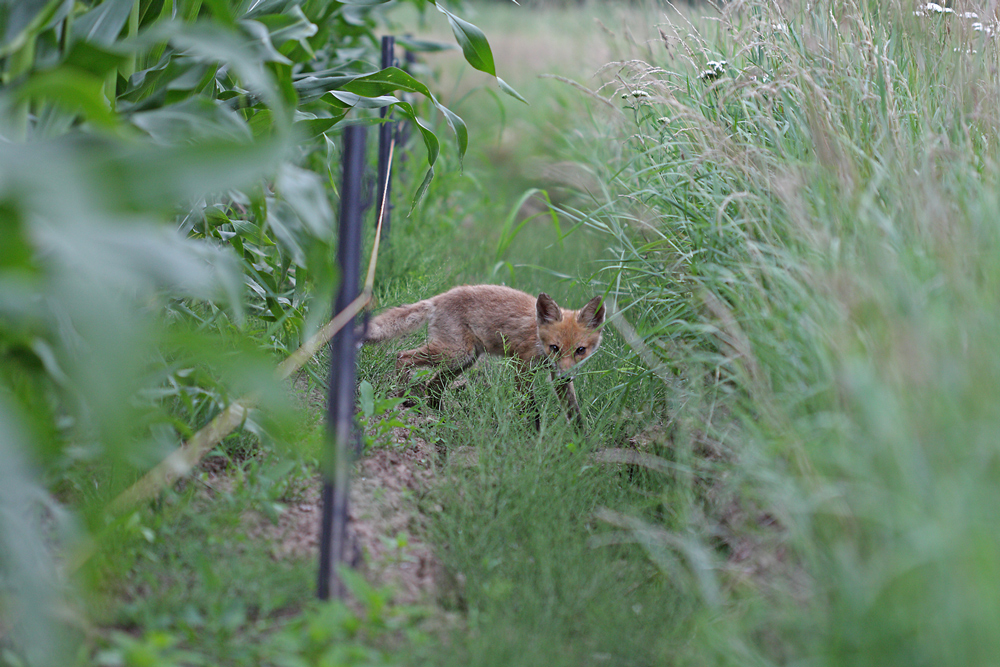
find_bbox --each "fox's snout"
[547,348,590,378]
[552,357,578,378]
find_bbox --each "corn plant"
[0,0,522,663]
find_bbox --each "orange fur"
[362,284,605,428]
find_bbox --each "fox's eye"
[576,346,586,356]
[549,344,560,354]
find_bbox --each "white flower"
[698,60,728,82]
[924,2,954,14]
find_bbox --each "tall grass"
[562,0,1000,661]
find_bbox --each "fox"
[360,284,606,429]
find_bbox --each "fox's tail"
[360,300,433,343]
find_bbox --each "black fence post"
[318,125,366,601]
[376,35,395,242]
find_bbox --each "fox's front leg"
[397,344,476,410]
[552,376,585,430]
[390,348,422,403]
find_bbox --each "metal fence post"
[318,125,366,601]
[375,35,395,243]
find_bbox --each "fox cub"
[360,284,606,428]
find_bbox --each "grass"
[378,0,1000,663]
[352,5,750,664]
[33,0,1000,664]
[549,0,1000,663]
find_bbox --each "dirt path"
[244,416,443,606]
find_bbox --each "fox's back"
[428,285,540,359]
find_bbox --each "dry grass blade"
[110,401,254,513]
[590,447,678,474]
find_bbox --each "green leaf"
[436,102,468,164]
[72,0,134,46]
[0,203,33,272]
[391,102,439,166]
[293,73,361,102]
[115,50,171,101]
[341,66,433,98]
[430,4,525,104]
[137,20,287,115]
[78,135,290,211]
[266,200,307,266]
[61,40,129,78]
[292,113,348,139]
[130,98,252,144]
[248,107,274,137]
[32,105,77,138]
[201,0,236,26]
[31,217,246,308]
[325,90,398,110]
[0,0,68,57]
[241,0,296,19]
[255,5,317,47]
[359,380,374,418]
[13,67,118,128]
[436,4,495,76]
[410,166,434,212]
[239,19,293,65]
[497,76,528,104]
[340,67,467,160]
[275,163,333,239]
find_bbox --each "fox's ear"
[536,293,563,324]
[577,296,606,329]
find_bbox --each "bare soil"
[243,416,443,606]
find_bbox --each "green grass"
[25,0,1000,664]
[98,496,314,655]
[373,0,1000,664]
[542,0,1000,664]
[348,6,756,664]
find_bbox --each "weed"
[358,380,412,453]
[556,0,1000,662]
